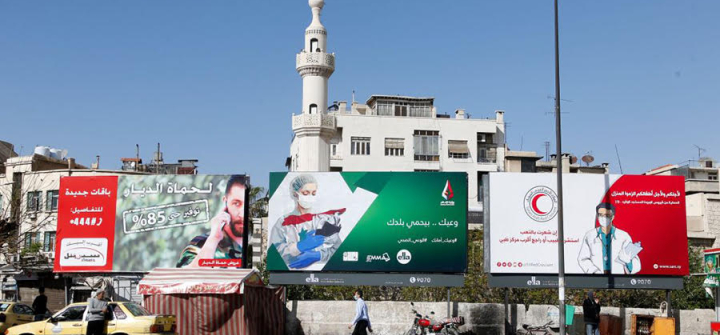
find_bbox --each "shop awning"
[448,140,469,154]
[137,268,263,295]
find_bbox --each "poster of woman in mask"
[269,174,347,270]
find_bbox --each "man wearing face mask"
[270,174,344,269]
[578,203,642,274]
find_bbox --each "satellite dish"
[581,155,595,166]
[570,155,578,164]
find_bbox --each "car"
[0,302,38,333]
[5,301,176,335]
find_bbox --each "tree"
[0,171,59,272]
[248,186,268,219]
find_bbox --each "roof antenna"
[614,144,624,174]
[694,144,706,164]
[352,90,355,104]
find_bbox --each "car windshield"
[123,303,150,317]
[0,303,10,312]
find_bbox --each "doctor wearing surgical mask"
[578,202,642,274]
[270,174,343,269]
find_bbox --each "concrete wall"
[285,300,715,335]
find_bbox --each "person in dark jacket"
[32,287,48,321]
[583,291,601,335]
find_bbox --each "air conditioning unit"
[29,212,37,220]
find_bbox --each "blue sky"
[1,1,718,188]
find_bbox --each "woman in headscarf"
[270,174,344,269]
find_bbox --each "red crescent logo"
[531,194,547,215]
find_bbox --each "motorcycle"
[404,302,465,335]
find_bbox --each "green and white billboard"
[266,172,467,273]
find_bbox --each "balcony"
[477,146,497,164]
[296,52,335,77]
[292,113,336,132]
[686,179,720,194]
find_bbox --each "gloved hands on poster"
[297,230,325,252]
[289,251,321,268]
[313,213,342,232]
[616,241,643,265]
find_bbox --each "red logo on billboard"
[523,186,559,222]
[442,180,454,200]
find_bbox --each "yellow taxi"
[0,302,37,333]
[5,301,176,335]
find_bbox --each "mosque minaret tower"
[289,0,337,172]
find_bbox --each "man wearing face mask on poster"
[270,174,345,269]
[176,175,247,268]
[578,203,642,274]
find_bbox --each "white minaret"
[290,0,336,172]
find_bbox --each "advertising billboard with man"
[487,173,689,276]
[266,172,468,273]
[54,174,249,272]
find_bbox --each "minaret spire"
[290,0,336,172]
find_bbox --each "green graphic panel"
[267,172,467,273]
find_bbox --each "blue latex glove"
[297,230,325,252]
[289,251,321,269]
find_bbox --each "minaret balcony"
[292,113,336,133]
[296,52,335,77]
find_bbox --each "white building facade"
[288,1,506,227]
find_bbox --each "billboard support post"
[716,287,719,321]
[553,0,566,333]
[555,0,565,335]
[447,288,451,318]
[504,288,510,335]
[665,290,671,317]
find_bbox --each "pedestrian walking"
[32,287,48,321]
[348,289,373,334]
[87,289,109,335]
[583,291,601,335]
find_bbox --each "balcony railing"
[292,113,336,131]
[296,52,335,69]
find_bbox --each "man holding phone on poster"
[176,175,247,268]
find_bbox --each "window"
[377,102,393,116]
[0,194,3,212]
[351,137,371,155]
[478,172,488,204]
[27,191,41,212]
[309,104,318,114]
[413,130,439,161]
[477,132,494,144]
[331,144,337,157]
[111,304,127,320]
[43,231,56,252]
[46,190,59,211]
[521,159,536,173]
[24,232,40,248]
[448,140,469,159]
[12,304,33,315]
[710,172,718,181]
[57,306,87,322]
[310,38,318,52]
[385,138,404,156]
[124,303,151,317]
[375,101,432,118]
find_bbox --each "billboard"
[54,175,249,272]
[266,172,467,273]
[487,173,689,276]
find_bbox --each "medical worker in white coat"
[578,202,641,275]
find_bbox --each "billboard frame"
[482,173,687,291]
[266,171,469,287]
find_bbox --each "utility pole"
[553,0,567,334]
